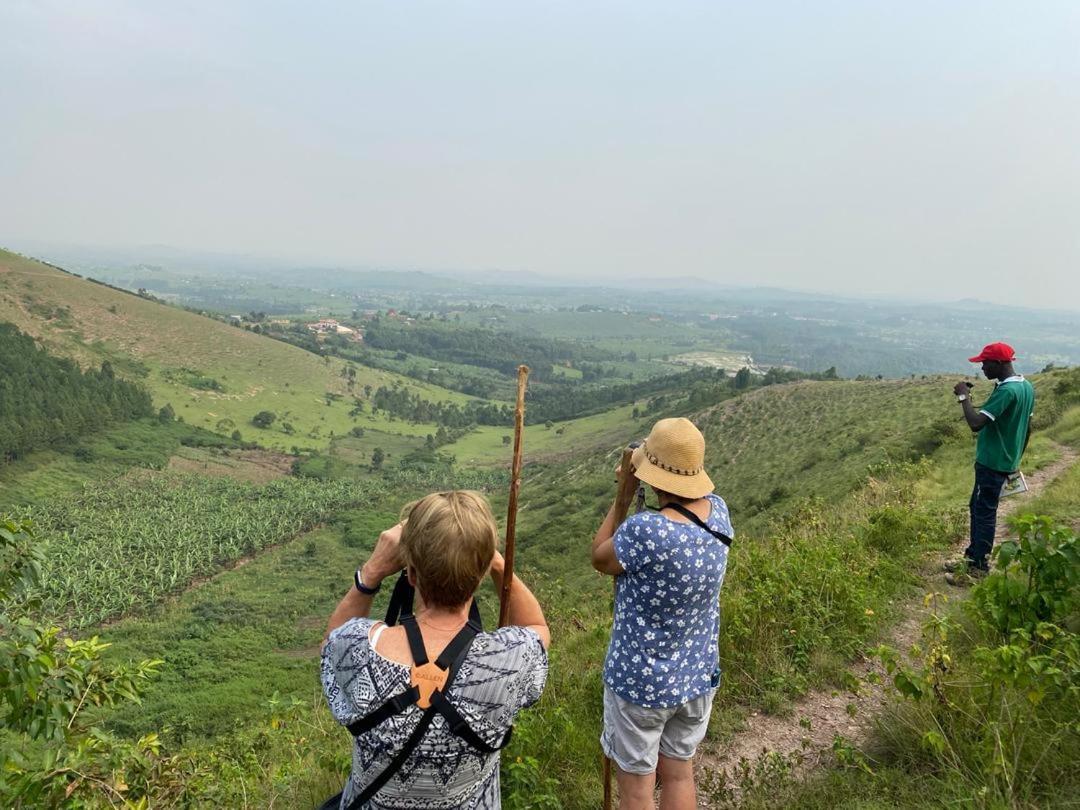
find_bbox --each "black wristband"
[355,569,381,595]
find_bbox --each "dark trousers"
[964,462,1009,569]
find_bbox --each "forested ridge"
[0,323,153,461]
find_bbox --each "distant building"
[305,319,363,341]
[307,318,340,333]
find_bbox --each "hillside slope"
[0,249,487,449]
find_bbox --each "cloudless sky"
[2,1,1078,308]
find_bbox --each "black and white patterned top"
[321,617,548,809]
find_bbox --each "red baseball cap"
[968,342,1016,363]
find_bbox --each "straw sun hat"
[630,417,714,499]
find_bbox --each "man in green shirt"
[946,342,1035,584]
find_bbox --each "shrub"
[252,410,277,429]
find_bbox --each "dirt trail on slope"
[693,442,1079,805]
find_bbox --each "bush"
[252,410,277,429]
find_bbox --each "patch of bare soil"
[167,448,295,483]
[693,442,1079,806]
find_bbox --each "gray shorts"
[600,685,715,775]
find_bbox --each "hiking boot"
[946,566,988,587]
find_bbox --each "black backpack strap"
[345,703,439,810]
[663,503,733,547]
[428,601,510,753]
[430,691,513,754]
[341,601,485,810]
[383,571,415,627]
[433,600,483,669]
[402,613,428,665]
[345,686,420,737]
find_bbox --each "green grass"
[914,432,1063,513]
[328,429,428,471]
[97,500,522,740]
[1021,458,1080,528]
[549,364,583,379]
[1047,404,1080,448]
[100,520,391,741]
[0,419,213,507]
[696,378,954,528]
[443,401,645,466]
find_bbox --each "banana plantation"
[21,472,386,629]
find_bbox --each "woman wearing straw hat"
[592,417,732,810]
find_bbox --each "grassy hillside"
[0,249,489,450]
[60,372,1004,806]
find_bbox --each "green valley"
[2,249,1079,809]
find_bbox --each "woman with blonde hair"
[321,490,549,809]
[592,418,732,810]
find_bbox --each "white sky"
[1,1,1078,309]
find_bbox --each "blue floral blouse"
[603,493,732,708]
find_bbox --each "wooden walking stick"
[498,365,530,628]
[602,443,643,810]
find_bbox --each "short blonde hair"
[400,491,498,609]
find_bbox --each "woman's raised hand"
[362,522,407,587]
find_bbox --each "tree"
[158,403,176,423]
[251,410,277,429]
[371,447,385,470]
[231,429,242,442]
[734,367,752,390]
[502,435,512,446]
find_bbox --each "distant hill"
[0,249,484,450]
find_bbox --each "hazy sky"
[2,1,1078,308]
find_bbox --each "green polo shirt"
[976,376,1035,473]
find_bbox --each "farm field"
[20,471,391,629]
